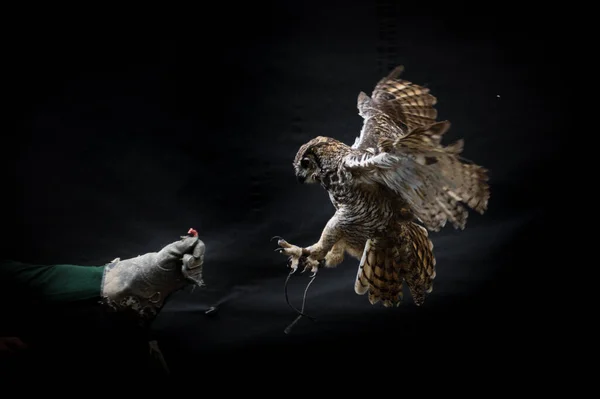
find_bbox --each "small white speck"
[496,94,501,98]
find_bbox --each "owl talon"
[308,262,320,277]
[277,238,291,248]
[274,235,309,276]
[289,256,302,272]
[273,238,303,257]
[299,257,321,277]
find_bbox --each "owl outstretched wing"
[345,67,489,232]
[351,65,438,151]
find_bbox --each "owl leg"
[302,216,343,274]
[273,214,342,276]
[272,238,329,275]
[324,240,345,268]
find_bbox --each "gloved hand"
[100,234,205,324]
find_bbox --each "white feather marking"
[355,239,371,295]
[446,189,462,201]
[435,197,458,226]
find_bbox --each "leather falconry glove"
[100,232,205,324]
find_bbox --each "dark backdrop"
[3,2,564,383]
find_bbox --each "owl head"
[293,136,345,184]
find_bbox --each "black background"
[2,1,566,385]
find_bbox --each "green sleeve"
[0,259,105,304]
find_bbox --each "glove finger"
[184,239,205,270]
[161,236,199,257]
[182,253,205,286]
[183,253,202,270]
[192,239,205,259]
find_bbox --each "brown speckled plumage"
[276,66,490,307]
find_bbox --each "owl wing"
[351,65,438,152]
[344,115,490,232]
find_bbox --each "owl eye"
[300,158,310,168]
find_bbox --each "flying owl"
[274,65,490,307]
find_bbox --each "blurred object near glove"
[100,234,205,324]
[0,336,28,357]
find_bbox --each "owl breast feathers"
[286,65,490,307]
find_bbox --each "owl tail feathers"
[354,238,403,307]
[354,222,436,307]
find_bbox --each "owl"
[274,66,490,307]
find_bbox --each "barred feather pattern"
[352,65,438,151]
[354,222,436,306]
[371,65,438,131]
